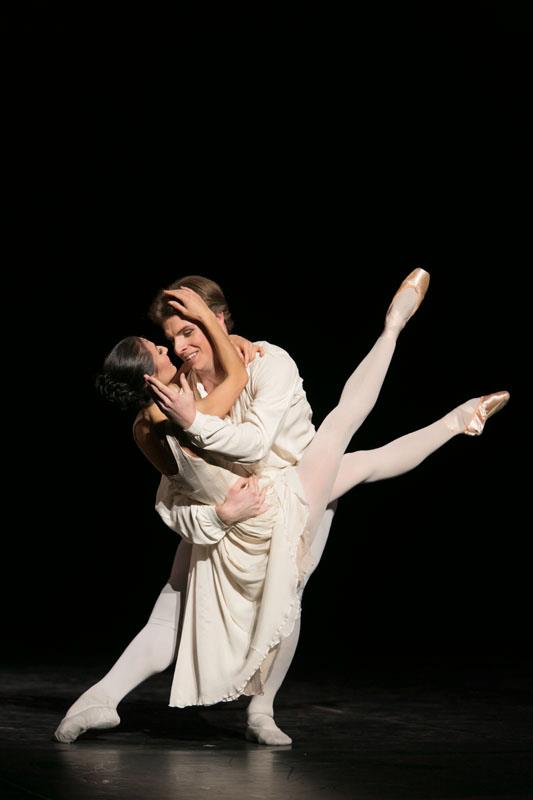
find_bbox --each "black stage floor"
[1,659,532,800]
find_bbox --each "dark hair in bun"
[95,336,155,411]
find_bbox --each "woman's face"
[140,339,177,385]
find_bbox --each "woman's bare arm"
[132,410,178,476]
[165,287,248,418]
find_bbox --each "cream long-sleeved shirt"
[185,341,315,465]
[155,342,315,541]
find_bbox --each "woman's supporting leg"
[54,541,192,743]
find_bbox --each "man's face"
[162,314,224,373]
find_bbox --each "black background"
[9,3,529,677]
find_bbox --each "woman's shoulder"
[132,408,150,435]
[132,406,167,441]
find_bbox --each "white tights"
[247,405,462,720]
[296,331,397,535]
[247,319,480,723]
[62,543,192,717]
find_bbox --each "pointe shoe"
[464,391,510,436]
[54,706,120,743]
[385,267,431,332]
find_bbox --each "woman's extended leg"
[54,541,192,743]
[329,394,510,500]
[297,270,429,535]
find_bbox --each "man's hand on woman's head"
[144,372,196,429]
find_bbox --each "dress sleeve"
[155,475,231,545]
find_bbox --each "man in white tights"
[57,270,499,746]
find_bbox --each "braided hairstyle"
[95,336,155,411]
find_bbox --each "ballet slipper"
[245,713,292,746]
[54,706,120,743]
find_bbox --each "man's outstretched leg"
[54,542,191,743]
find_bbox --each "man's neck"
[196,365,224,394]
